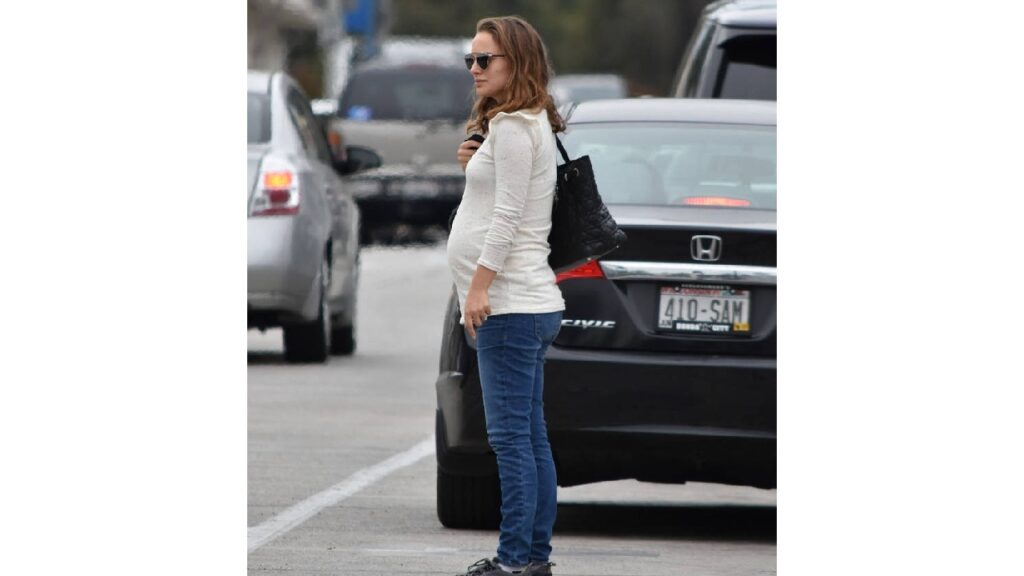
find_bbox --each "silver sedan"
[247,70,364,362]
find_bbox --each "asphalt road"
[248,243,777,575]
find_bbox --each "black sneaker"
[456,557,526,576]
[525,561,555,576]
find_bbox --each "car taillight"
[683,196,751,207]
[263,171,292,189]
[555,260,605,283]
[250,168,300,216]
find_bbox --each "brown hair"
[466,16,566,135]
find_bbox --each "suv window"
[715,35,776,100]
[670,0,777,102]
[339,67,473,121]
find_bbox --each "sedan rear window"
[339,68,474,121]
[560,122,776,209]
[248,92,271,144]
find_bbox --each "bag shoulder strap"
[554,134,571,164]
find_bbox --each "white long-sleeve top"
[446,108,565,322]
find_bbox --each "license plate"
[657,284,751,334]
[396,179,441,198]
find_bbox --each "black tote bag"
[547,135,627,273]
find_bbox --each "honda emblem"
[691,235,722,262]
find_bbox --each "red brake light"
[683,196,751,207]
[250,168,299,217]
[555,260,605,284]
[267,189,291,204]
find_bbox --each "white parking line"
[248,436,435,553]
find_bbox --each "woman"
[446,15,566,576]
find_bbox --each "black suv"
[671,0,776,100]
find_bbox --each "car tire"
[435,413,501,529]
[283,260,331,363]
[436,467,501,530]
[330,322,356,355]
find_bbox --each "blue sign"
[345,0,376,35]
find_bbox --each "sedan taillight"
[555,260,605,284]
[250,168,300,216]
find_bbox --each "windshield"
[339,68,474,121]
[560,122,776,209]
[247,92,271,144]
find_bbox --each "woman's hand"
[463,286,492,339]
[457,139,482,172]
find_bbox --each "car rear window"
[338,68,474,121]
[247,92,271,144]
[560,122,776,209]
[715,35,776,100]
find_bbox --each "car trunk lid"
[554,205,776,356]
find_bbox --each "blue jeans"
[476,311,563,567]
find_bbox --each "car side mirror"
[335,145,382,175]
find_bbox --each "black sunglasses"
[464,52,505,70]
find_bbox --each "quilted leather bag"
[548,135,627,273]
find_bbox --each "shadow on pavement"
[553,502,776,543]
[360,223,448,247]
[247,351,288,365]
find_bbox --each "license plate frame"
[656,283,752,335]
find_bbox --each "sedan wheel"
[330,322,356,355]
[434,413,500,529]
[436,467,501,529]
[283,259,331,363]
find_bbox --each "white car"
[248,70,372,362]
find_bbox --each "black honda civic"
[435,98,776,528]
